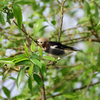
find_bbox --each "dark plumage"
[49,41,78,51]
[35,37,80,59]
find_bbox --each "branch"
[46,6,81,18]
[61,35,92,43]
[8,51,25,57]
[63,38,100,45]
[46,93,62,99]
[13,20,33,46]
[57,0,66,42]
[84,73,93,94]
[46,81,100,99]
[39,72,46,100]
[62,31,91,37]
[49,63,82,69]
[46,69,82,94]
[62,25,87,32]
[94,1,100,9]
[89,19,100,41]
[74,81,100,91]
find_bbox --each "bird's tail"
[71,47,80,51]
[64,45,80,51]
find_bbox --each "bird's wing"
[49,42,64,49]
[49,41,79,51]
[62,45,79,51]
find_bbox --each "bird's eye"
[41,42,43,43]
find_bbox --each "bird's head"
[35,37,49,48]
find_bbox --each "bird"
[35,37,79,60]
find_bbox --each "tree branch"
[89,19,100,41]
[74,81,100,91]
[57,0,66,42]
[39,72,46,100]
[13,20,33,46]
[46,81,100,99]
[94,1,100,9]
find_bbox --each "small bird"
[35,37,79,60]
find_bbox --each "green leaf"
[0,12,6,25]
[64,93,76,99]
[9,77,16,81]
[6,41,13,48]
[91,52,96,65]
[83,1,90,17]
[24,43,29,56]
[97,52,100,66]
[13,4,22,29]
[0,35,4,43]
[33,11,42,17]
[3,86,10,98]
[33,65,39,73]
[97,21,100,26]
[17,66,26,87]
[77,52,90,64]
[90,0,95,2]
[39,25,48,31]
[0,57,14,64]
[38,46,43,57]
[78,17,89,25]
[28,76,33,95]
[7,10,14,24]
[41,60,47,73]
[33,18,44,37]
[51,20,56,26]
[94,4,99,21]
[30,42,36,52]
[28,64,33,76]
[43,56,57,61]
[15,60,30,66]
[13,54,29,64]
[33,73,43,86]
[30,54,40,60]
[30,59,42,68]
[71,64,84,71]
[15,1,33,4]
[89,64,98,70]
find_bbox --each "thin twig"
[46,69,82,94]
[49,63,82,69]
[94,1,100,9]
[65,38,100,45]
[46,93,62,98]
[46,6,81,18]
[13,20,33,46]
[62,25,87,32]
[8,51,25,57]
[61,34,92,43]
[74,81,100,91]
[84,73,93,94]
[47,81,100,99]
[57,0,66,42]
[62,31,91,37]
[89,19,100,41]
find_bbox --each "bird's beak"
[34,40,38,43]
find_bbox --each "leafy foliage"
[13,4,22,28]
[0,0,100,100]
[3,86,10,98]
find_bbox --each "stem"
[39,72,46,100]
[57,0,66,42]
